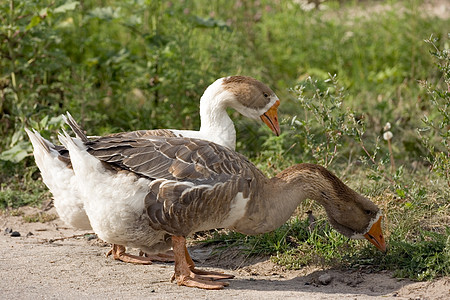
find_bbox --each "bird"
[58,116,386,290]
[25,76,281,264]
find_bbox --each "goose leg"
[171,236,231,290]
[106,244,153,265]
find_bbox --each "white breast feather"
[221,192,249,228]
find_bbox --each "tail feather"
[26,127,92,230]
[58,129,75,150]
[63,112,89,143]
[25,128,53,154]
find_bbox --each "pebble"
[86,234,97,241]
[318,273,333,285]
[11,231,21,237]
[4,228,13,235]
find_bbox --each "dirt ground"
[1,207,448,300]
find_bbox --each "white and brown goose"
[25,76,281,264]
[59,118,386,290]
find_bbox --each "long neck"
[198,79,236,149]
[231,175,319,235]
[230,164,380,240]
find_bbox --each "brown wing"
[62,112,179,167]
[103,129,178,139]
[86,136,254,182]
[144,172,254,236]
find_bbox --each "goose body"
[59,119,386,289]
[26,76,281,233]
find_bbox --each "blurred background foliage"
[0,0,448,167]
[0,0,449,279]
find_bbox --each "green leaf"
[0,142,31,163]
[396,189,406,198]
[39,115,49,128]
[192,16,230,31]
[404,202,413,209]
[10,130,23,146]
[54,1,79,14]
[48,115,64,127]
[39,8,48,17]
[26,16,42,30]
[88,7,119,21]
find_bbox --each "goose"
[25,76,281,264]
[58,117,386,290]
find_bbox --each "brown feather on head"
[222,76,277,109]
[221,76,281,136]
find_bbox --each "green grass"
[0,163,50,209]
[0,0,449,281]
[22,212,58,223]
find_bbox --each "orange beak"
[260,100,281,136]
[364,216,387,252]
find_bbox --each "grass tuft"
[22,212,58,223]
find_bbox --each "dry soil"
[1,207,448,299]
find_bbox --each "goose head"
[201,76,281,136]
[222,76,281,136]
[275,164,386,252]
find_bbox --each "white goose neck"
[198,78,236,149]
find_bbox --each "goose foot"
[183,241,234,280]
[190,268,235,280]
[106,244,152,265]
[171,236,233,290]
[139,250,175,262]
[175,274,229,290]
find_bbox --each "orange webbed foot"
[107,244,152,265]
[171,235,233,290]
[175,274,229,290]
[190,268,235,281]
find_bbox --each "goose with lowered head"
[25,76,281,264]
[59,116,386,290]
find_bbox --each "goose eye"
[365,210,373,215]
[263,93,269,98]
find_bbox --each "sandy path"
[1,207,448,299]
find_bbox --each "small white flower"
[383,131,393,141]
[383,122,391,131]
